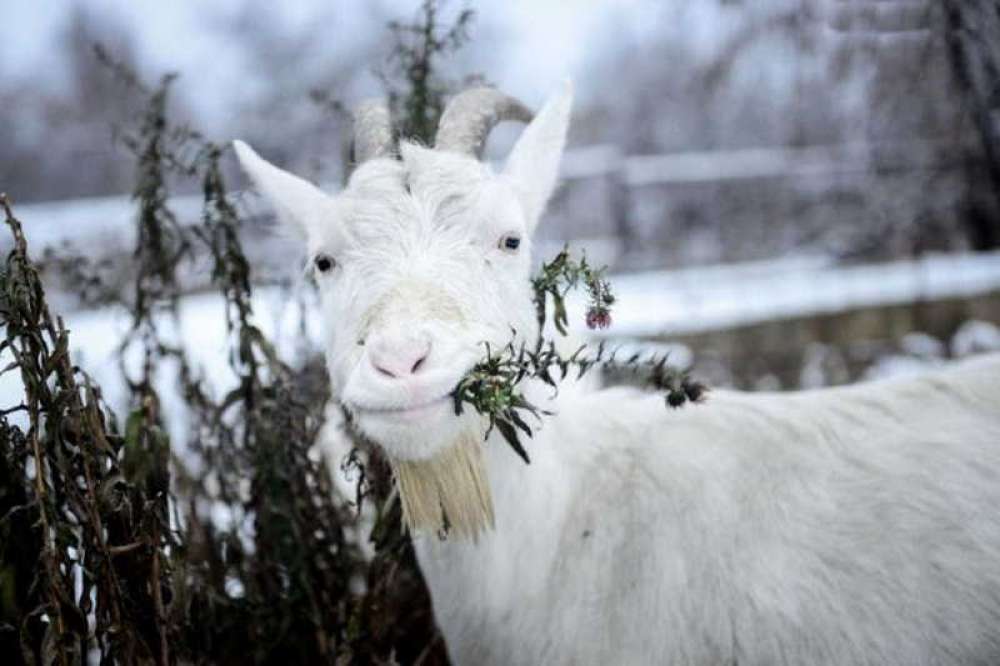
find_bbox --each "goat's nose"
[367,331,432,379]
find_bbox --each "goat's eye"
[498,234,521,253]
[314,254,335,273]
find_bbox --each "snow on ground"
[951,320,1000,357]
[0,285,321,441]
[12,193,206,251]
[578,250,1000,338]
[863,320,1000,381]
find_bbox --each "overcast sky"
[1,1,738,129]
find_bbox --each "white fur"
[237,82,1000,665]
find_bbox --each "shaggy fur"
[236,82,1000,665]
[418,358,1000,665]
[393,430,494,539]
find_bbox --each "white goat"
[235,83,1000,665]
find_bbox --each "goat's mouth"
[349,394,451,421]
[342,375,477,461]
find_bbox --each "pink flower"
[586,308,612,330]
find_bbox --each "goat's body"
[237,82,1000,665]
[417,353,1000,665]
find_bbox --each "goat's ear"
[503,80,573,231]
[232,140,331,241]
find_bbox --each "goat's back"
[422,353,1000,665]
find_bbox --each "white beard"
[391,430,494,540]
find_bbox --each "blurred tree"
[568,0,996,266]
[0,3,382,202]
[941,0,1000,250]
[828,0,1000,254]
[0,7,183,202]
[216,0,385,185]
[588,1,862,155]
[379,0,477,145]
[828,0,971,257]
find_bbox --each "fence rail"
[7,138,981,278]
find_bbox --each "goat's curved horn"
[435,87,534,159]
[352,99,394,164]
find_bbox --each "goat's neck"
[414,377,600,588]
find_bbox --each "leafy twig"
[452,336,708,463]
[454,245,706,463]
[531,245,615,335]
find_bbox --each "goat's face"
[235,83,572,461]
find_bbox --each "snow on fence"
[9,139,964,252]
[590,251,1000,339]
